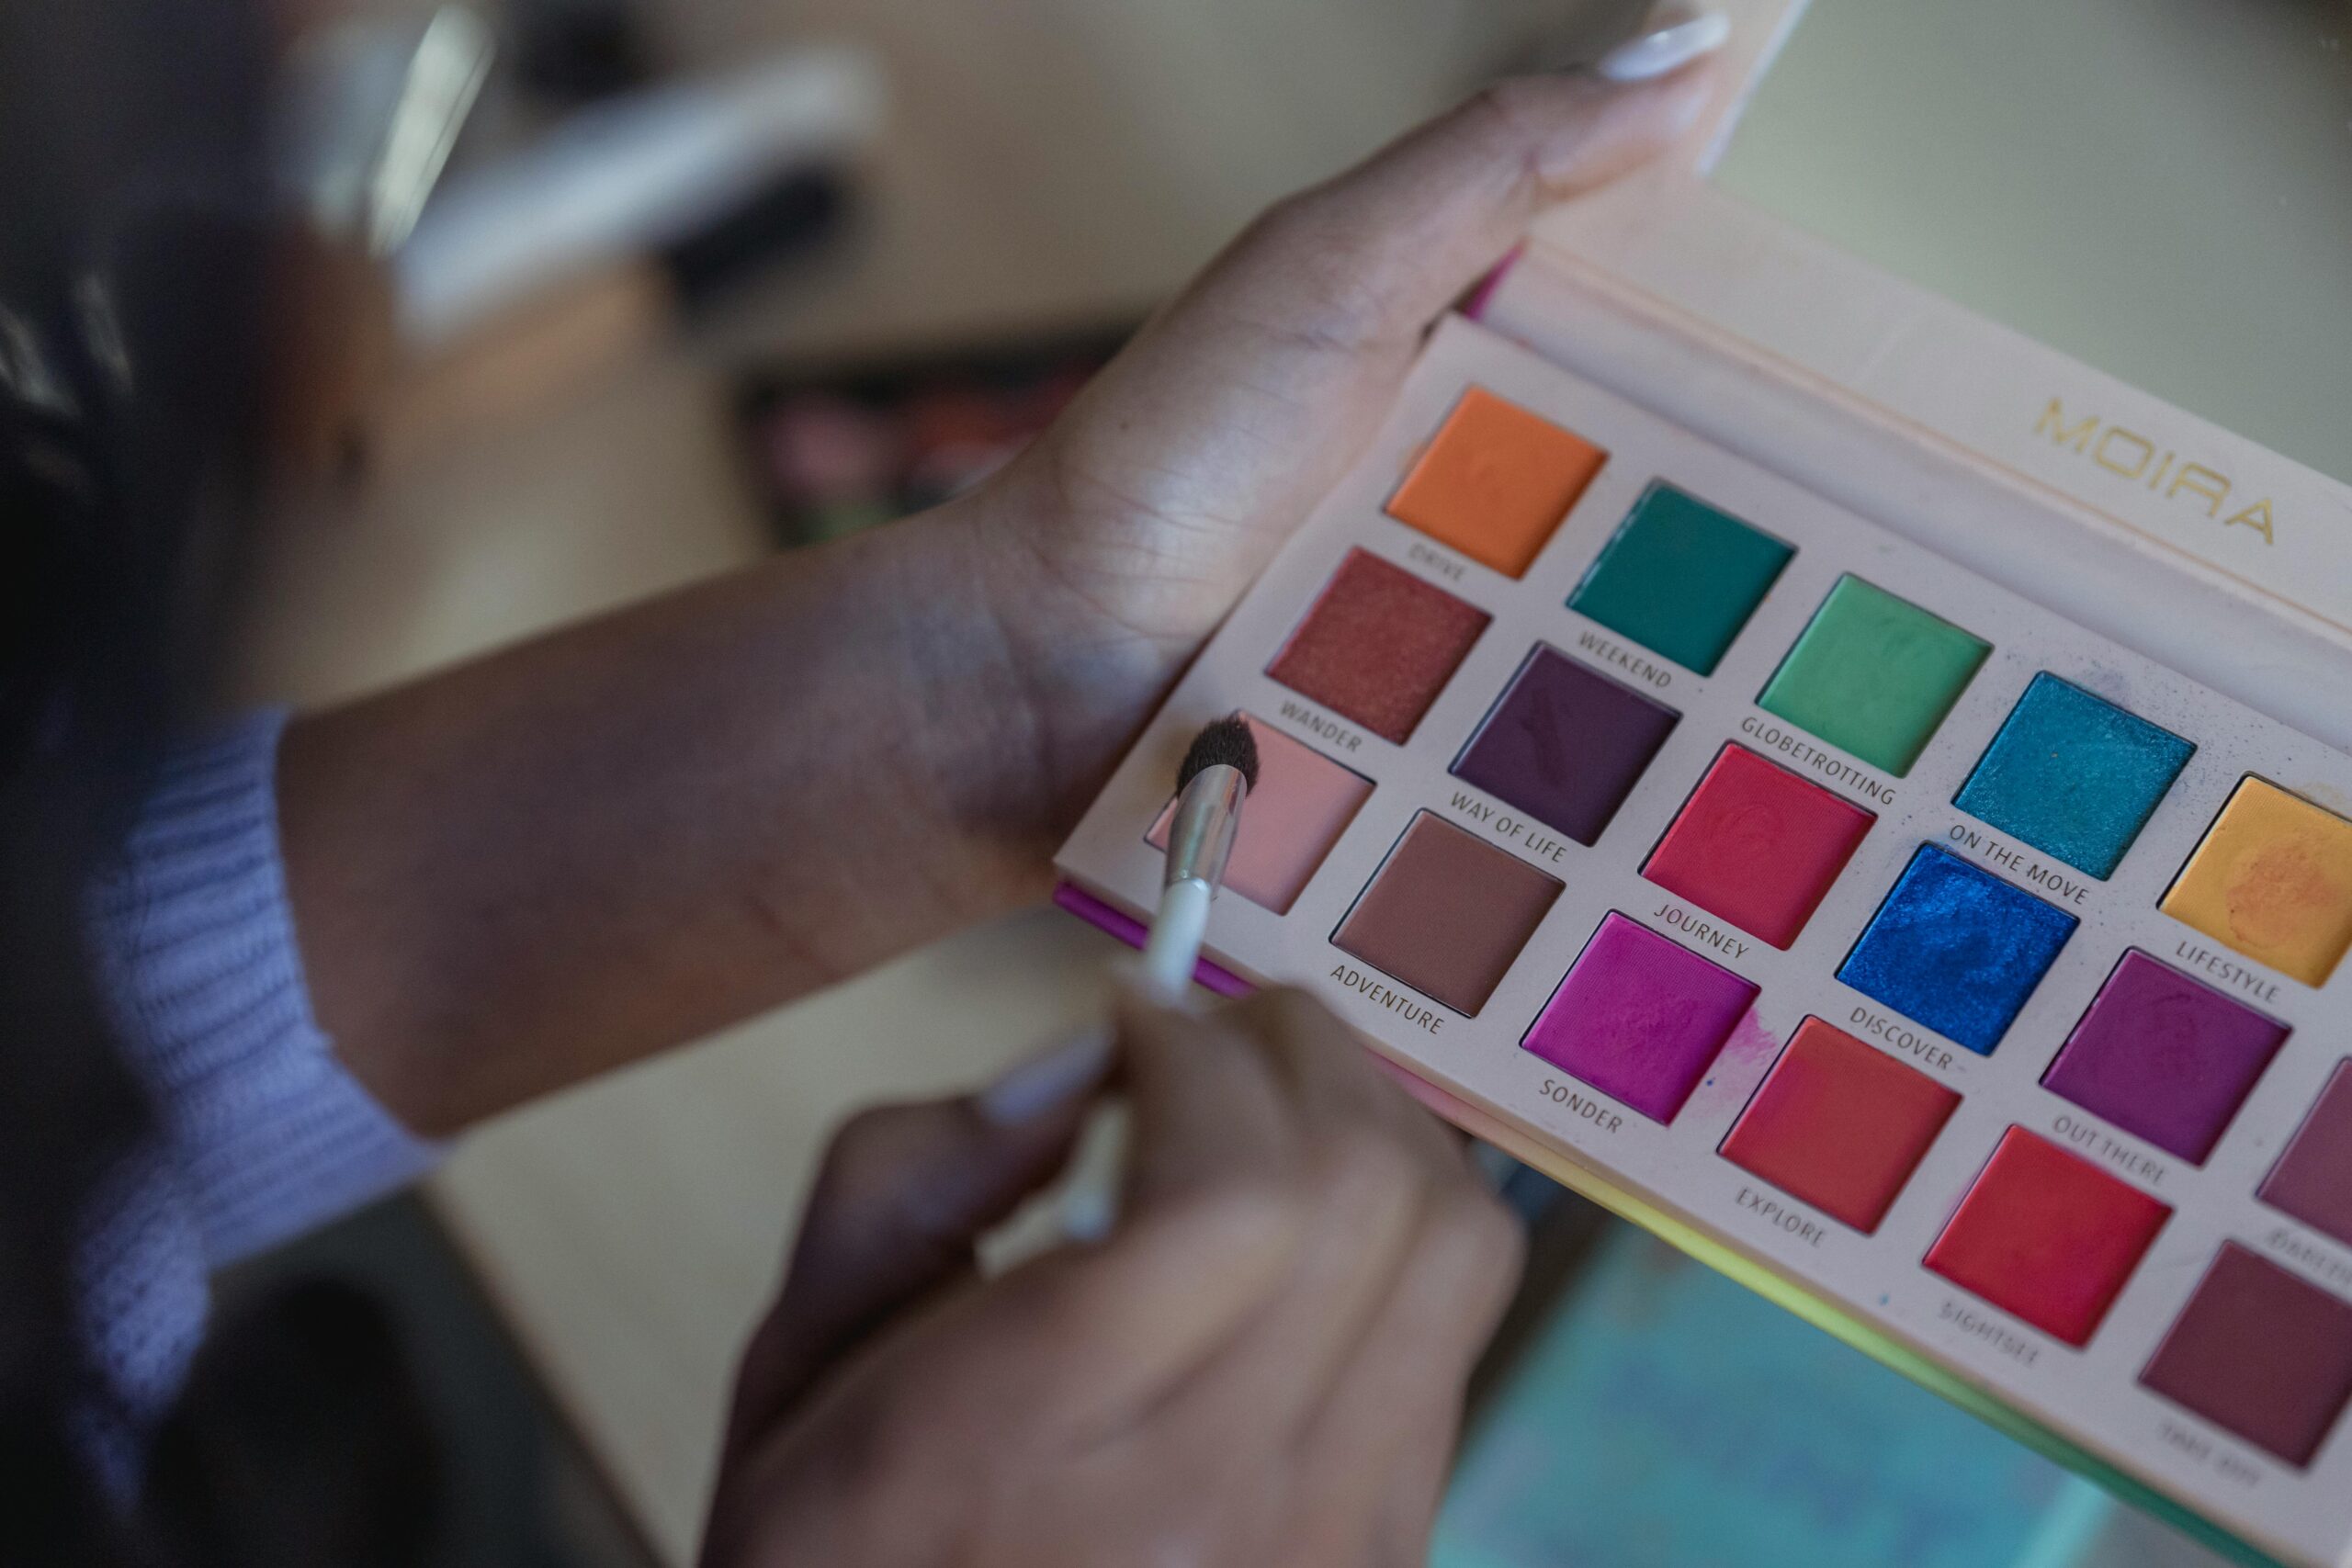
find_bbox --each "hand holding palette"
[1057,317,2352,1566]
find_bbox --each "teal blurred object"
[1435,1225,2072,1568]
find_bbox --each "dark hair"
[0,5,436,1562]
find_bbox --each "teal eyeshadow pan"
[1953,673,2196,879]
[1567,483,1793,675]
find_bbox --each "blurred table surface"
[243,0,1627,1560]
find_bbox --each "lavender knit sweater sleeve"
[81,708,437,1458]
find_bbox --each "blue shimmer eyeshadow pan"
[1838,845,2078,1055]
[1953,674,2195,879]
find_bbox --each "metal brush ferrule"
[1164,763,1249,892]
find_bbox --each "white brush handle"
[985,773,1234,1269]
[1061,879,1209,1243]
[1137,878,1212,1003]
[986,880,1204,1266]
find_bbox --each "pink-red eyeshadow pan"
[1148,716,1370,915]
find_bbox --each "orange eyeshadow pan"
[1386,387,1605,578]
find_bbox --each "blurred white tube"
[394,46,886,348]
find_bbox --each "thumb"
[987,61,1718,655]
[721,1031,1113,1447]
[1183,62,1717,360]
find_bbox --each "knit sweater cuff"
[87,708,439,1266]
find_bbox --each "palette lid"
[1509,0,2352,654]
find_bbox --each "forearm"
[280,66,1713,1140]
[282,497,1150,1136]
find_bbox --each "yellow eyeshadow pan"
[2163,778,2352,987]
[1056,326,2352,1562]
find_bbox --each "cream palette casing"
[1057,318,2352,1564]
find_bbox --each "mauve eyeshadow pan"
[1450,644,1679,846]
[2260,1061,2352,1246]
[1333,813,1561,1016]
[2141,1244,2352,1467]
[1267,550,1490,744]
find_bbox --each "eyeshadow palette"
[1056,317,2352,1564]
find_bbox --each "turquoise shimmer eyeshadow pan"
[1567,483,1793,675]
[1954,673,2195,879]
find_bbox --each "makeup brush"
[1137,716,1261,1000]
[977,718,1261,1267]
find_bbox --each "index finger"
[1115,986,1298,1219]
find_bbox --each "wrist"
[939,472,1195,848]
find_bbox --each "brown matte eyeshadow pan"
[1267,549,1490,743]
[1333,812,1561,1016]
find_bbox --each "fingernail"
[1059,1183,1119,1245]
[1595,4,1730,84]
[1540,43,1714,186]
[978,1028,1114,1125]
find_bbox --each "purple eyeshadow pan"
[1450,644,1679,847]
[2041,951,2288,1164]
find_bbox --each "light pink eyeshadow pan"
[1149,716,1373,914]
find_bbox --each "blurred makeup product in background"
[279,8,882,476]
[739,323,1128,546]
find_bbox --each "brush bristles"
[1177,716,1260,793]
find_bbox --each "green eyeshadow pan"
[1758,575,1989,776]
[1567,483,1793,675]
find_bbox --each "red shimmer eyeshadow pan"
[1267,550,1489,744]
